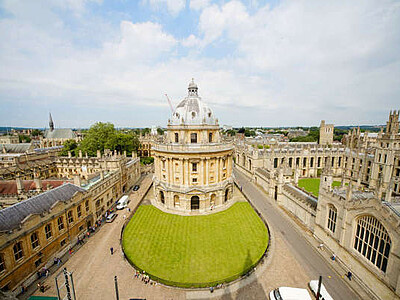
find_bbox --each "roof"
[0,183,85,232]
[170,81,217,126]
[0,180,72,195]
[1,143,33,153]
[44,128,76,139]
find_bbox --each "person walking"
[110,247,114,255]
[347,271,352,281]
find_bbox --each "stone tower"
[319,120,334,145]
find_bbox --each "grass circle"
[122,202,269,288]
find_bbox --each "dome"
[170,80,217,126]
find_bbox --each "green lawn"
[122,202,269,287]
[298,178,341,197]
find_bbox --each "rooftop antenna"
[165,94,174,114]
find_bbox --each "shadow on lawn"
[220,250,267,300]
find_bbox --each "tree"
[31,129,42,136]
[59,139,78,156]
[157,127,164,135]
[19,134,31,143]
[78,122,139,157]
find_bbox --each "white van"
[116,195,129,210]
[309,280,334,300]
[269,287,312,300]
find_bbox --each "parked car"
[269,287,312,300]
[106,213,117,223]
[308,280,334,300]
[133,185,140,191]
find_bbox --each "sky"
[0,0,399,128]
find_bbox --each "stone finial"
[16,177,23,195]
[34,177,42,192]
[97,150,101,158]
[78,150,82,158]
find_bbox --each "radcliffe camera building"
[152,80,234,212]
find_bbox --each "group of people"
[134,270,157,286]
[53,257,62,266]
[37,267,50,279]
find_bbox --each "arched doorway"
[224,189,229,203]
[191,196,199,210]
[160,191,165,204]
[174,195,180,207]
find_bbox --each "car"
[308,280,334,300]
[106,213,117,223]
[133,185,140,191]
[269,287,312,300]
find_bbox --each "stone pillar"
[97,150,101,158]
[100,171,104,180]
[205,158,209,185]
[68,151,72,158]
[79,150,83,158]
[34,177,42,192]
[200,158,204,185]
[185,159,189,186]
[16,177,23,195]
[74,175,81,187]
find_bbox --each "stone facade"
[319,120,334,145]
[0,137,19,145]
[0,154,140,294]
[235,110,400,299]
[152,80,234,213]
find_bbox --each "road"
[234,169,360,300]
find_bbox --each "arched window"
[191,133,197,144]
[209,132,213,143]
[354,215,391,273]
[58,217,64,231]
[45,224,52,239]
[327,205,337,233]
[13,242,23,261]
[225,189,229,202]
[175,132,179,143]
[31,232,39,249]
[210,194,216,207]
[160,191,165,204]
[67,211,74,224]
[174,195,180,207]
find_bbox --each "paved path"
[234,169,361,300]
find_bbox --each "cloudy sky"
[0,0,399,128]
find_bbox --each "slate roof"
[0,183,85,232]
[1,143,33,153]
[44,129,76,139]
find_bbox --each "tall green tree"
[59,139,78,156]
[78,122,139,157]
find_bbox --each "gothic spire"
[49,112,54,132]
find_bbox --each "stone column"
[200,158,204,185]
[205,158,209,185]
[185,159,189,187]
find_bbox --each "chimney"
[97,150,101,158]
[68,151,72,158]
[16,177,23,195]
[346,181,353,201]
[34,177,42,192]
[74,175,81,187]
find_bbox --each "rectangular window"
[60,239,66,247]
[303,158,307,167]
[317,157,321,168]
[192,163,197,172]
[34,258,42,268]
[296,158,300,167]
[310,157,314,168]
[274,158,278,168]
[77,205,82,218]
[0,254,6,272]
[192,178,197,183]
[85,201,90,212]
[190,133,197,143]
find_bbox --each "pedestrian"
[21,285,25,294]
[46,269,50,277]
[54,257,58,265]
[210,286,214,293]
[331,254,336,261]
[57,258,62,266]
[317,243,324,250]
[110,247,114,255]
[123,214,126,220]
[347,271,352,281]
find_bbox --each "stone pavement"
[27,172,320,300]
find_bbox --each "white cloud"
[143,0,186,16]
[190,0,211,11]
[1,0,400,127]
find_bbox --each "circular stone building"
[152,80,234,212]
